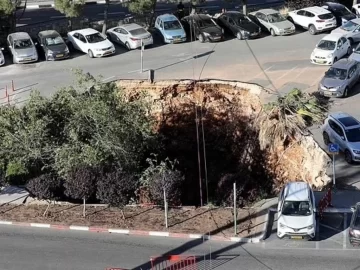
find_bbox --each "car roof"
[329,112,360,129]
[157,14,178,22]
[38,30,60,37]
[332,58,358,69]
[325,2,346,8]
[119,23,144,31]
[302,6,331,15]
[321,32,344,41]
[284,182,310,201]
[191,14,213,20]
[73,28,99,35]
[8,32,31,40]
[255,8,278,15]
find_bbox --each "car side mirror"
[34,42,38,45]
[40,44,43,47]
[351,206,356,212]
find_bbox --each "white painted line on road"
[108,229,129,234]
[97,12,125,15]
[149,231,170,237]
[50,16,66,19]
[320,223,343,233]
[343,213,347,249]
[30,223,50,228]
[274,65,299,81]
[69,225,89,231]
[0,221,12,225]
[292,66,308,80]
[19,18,31,21]
[264,65,274,72]
[189,234,203,239]
[263,246,359,251]
[311,73,325,87]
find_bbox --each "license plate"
[174,38,181,42]
[326,24,332,26]
[24,57,31,61]
[56,54,64,58]
[316,60,326,63]
[291,235,303,239]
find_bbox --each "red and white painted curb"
[0,220,262,243]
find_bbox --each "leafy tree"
[127,0,157,26]
[5,161,28,185]
[0,0,21,31]
[256,88,328,151]
[102,0,110,35]
[64,166,98,217]
[54,0,85,30]
[141,155,184,205]
[27,173,63,216]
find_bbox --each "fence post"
[11,80,14,92]
[163,187,168,228]
[234,182,237,236]
[5,85,9,104]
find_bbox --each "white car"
[331,18,360,45]
[106,23,153,50]
[288,6,337,35]
[277,182,316,240]
[67,28,115,58]
[0,48,4,66]
[311,33,351,65]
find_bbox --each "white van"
[277,182,316,240]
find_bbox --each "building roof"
[157,14,178,22]
[302,6,331,15]
[332,58,358,69]
[38,30,60,38]
[284,182,310,201]
[8,32,31,40]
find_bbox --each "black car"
[181,14,224,43]
[322,2,356,27]
[349,203,360,246]
[37,30,70,61]
[216,11,261,40]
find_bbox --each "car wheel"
[323,132,330,146]
[236,31,242,40]
[198,33,205,43]
[125,42,131,50]
[309,24,317,35]
[345,149,353,164]
[88,49,94,58]
[348,38,354,45]
[270,28,276,36]
[68,42,74,52]
[347,46,352,55]
[342,87,349,98]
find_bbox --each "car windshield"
[85,33,105,43]
[325,67,347,80]
[282,201,312,216]
[341,20,359,31]
[14,39,33,49]
[197,18,216,28]
[333,7,352,16]
[164,20,182,30]
[317,40,336,50]
[45,36,64,46]
[129,28,148,36]
[267,13,286,23]
[346,127,360,142]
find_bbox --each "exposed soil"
[0,204,259,238]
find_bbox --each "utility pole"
[195,105,203,206]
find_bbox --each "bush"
[64,166,98,201]
[27,174,63,201]
[96,169,137,207]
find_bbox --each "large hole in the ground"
[117,80,332,207]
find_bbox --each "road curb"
[0,220,264,243]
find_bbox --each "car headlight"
[241,30,250,35]
[291,25,295,30]
[65,47,69,53]
[307,225,314,230]
[279,223,286,229]
[327,53,333,58]
[353,150,360,154]
[203,32,210,36]
[221,28,224,34]
[47,50,53,55]
[319,83,325,89]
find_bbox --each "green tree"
[127,0,158,26]
[54,0,85,30]
[102,0,110,35]
[0,0,22,32]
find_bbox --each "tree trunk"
[148,0,158,28]
[242,0,247,15]
[102,0,110,35]
[83,197,86,217]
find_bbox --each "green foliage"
[0,0,21,15]
[127,0,155,15]
[64,166,98,200]
[27,174,63,201]
[54,0,85,18]
[5,161,28,177]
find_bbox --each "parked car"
[331,18,360,45]
[215,11,260,40]
[322,2,356,27]
[37,30,69,61]
[154,14,186,44]
[321,112,360,163]
[349,203,360,246]
[67,28,115,58]
[310,33,351,65]
[352,3,360,16]
[277,182,316,240]
[7,32,38,64]
[0,48,4,66]
[181,14,223,42]
[349,42,360,62]
[287,6,337,35]
[248,8,295,36]
[106,23,153,50]
[318,59,360,98]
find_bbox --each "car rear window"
[129,28,147,36]
[318,13,334,20]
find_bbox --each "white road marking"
[343,213,347,249]
[292,66,309,80]
[50,16,66,19]
[320,223,343,233]
[311,72,325,87]
[274,65,298,81]
[19,18,31,21]
[97,12,125,16]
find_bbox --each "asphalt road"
[0,225,359,270]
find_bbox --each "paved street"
[0,225,359,270]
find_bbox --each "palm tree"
[256,88,328,152]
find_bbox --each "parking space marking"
[50,16,65,19]
[291,66,309,80]
[343,213,347,249]
[320,223,343,233]
[273,65,299,82]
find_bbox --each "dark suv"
[322,2,356,27]
[37,30,70,61]
[349,203,360,246]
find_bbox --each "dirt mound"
[116,79,331,205]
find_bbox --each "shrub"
[64,166,98,201]
[27,174,63,201]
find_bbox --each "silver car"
[322,112,360,163]
[318,59,360,98]
[7,32,38,64]
[331,18,360,45]
[249,8,295,36]
[349,42,360,62]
